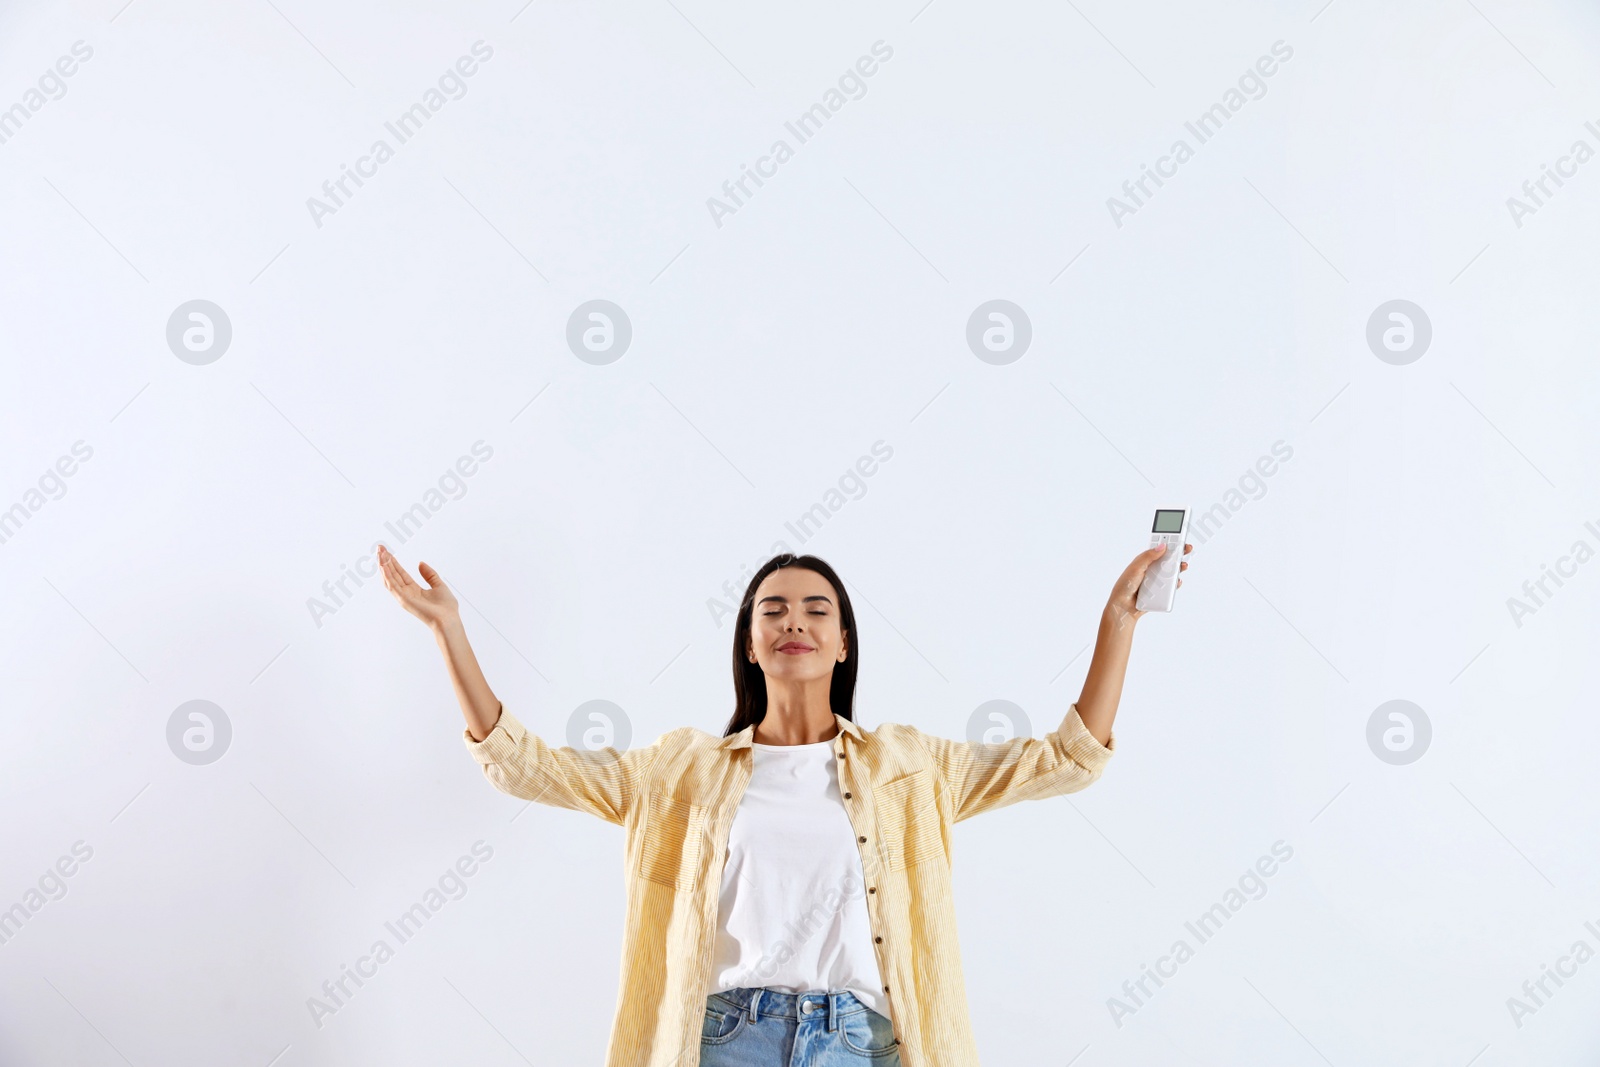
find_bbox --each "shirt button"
[875,936,883,943]
[843,792,852,799]
[868,886,876,894]
[858,836,866,843]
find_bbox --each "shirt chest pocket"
[636,790,706,892]
[871,767,944,872]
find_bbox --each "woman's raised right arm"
[377,544,657,824]
[377,543,501,741]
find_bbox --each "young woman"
[379,540,1187,1067]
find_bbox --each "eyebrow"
[757,595,833,606]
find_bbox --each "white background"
[2,0,1598,1064]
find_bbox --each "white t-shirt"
[708,737,890,1020]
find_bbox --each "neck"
[753,676,839,745]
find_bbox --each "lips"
[778,642,814,653]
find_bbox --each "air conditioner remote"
[1135,507,1189,613]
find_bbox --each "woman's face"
[745,566,848,682]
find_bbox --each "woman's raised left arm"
[1073,541,1191,746]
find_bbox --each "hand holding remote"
[1134,508,1191,614]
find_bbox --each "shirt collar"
[722,712,863,750]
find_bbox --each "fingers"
[378,544,415,592]
[1183,542,1193,554]
[417,560,443,589]
[391,548,415,588]
[377,550,399,602]
[1132,543,1166,575]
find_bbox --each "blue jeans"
[699,987,902,1066]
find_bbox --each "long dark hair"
[722,553,859,737]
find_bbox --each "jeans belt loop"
[747,988,761,1024]
[827,991,840,1032]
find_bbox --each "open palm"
[378,544,460,629]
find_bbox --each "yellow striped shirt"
[462,702,1115,1067]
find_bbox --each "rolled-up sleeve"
[463,704,660,826]
[913,702,1115,822]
